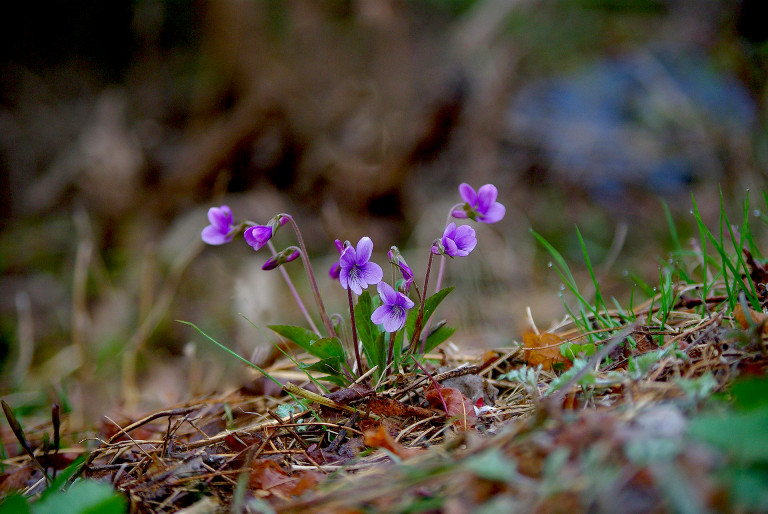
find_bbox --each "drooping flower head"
[328,239,344,280]
[244,214,289,252]
[201,205,236,245]
[262,247,301,270]
[338,237,383,295]
[387,246,414,293]
[432,222,477,257]
[452,183,505,224]
[371,281,415,333]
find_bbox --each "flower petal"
[397,293,415,310]
[476,184,498,214]
[355,237,374,265]
[201,225,230,245]
[340,246,357,267]
[339,267,350,290]
[377,281,398,305]
[358,262,383,286]
[443,222,457,239]
[443,237,459,256]
[371,305,391,326]
[347,274,364,295]
[244,226,272,251]
[480,202,505,224]
[458,183,477,205]
[451,207,468,219]
[382,307,406,332]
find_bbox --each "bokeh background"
[1,0,767,424]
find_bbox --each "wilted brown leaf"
[249,459,323,498]
[523,331,572,370]
[425,386,477,430]
[733,304,768,335]
[364,424,424,460]
[367,395,435,419]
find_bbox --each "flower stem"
[347,288,365,377]
[409,355,447,414]
[386,331,396,377]
[267,241,320,336]
[283,214,336,337]
[424,203,461,341]
[410,250,434,355]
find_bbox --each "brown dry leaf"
[425,386,477,430]
[367,395,434,419]
[523,331,571,370]
[733,304,768,335]
[0,466,34,492]
[364,424,424,460]
[326,383,374,404]
[249,459,323,498]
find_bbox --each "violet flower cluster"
[199,182,504,379]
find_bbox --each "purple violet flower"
[371,281,415,333]
[339,237,383,295]
[244,215,289,252]
[452,183,505,223]
[244,225,273,251]
[328,239,344,280]
[388,246,414,293]
[262,247,301,270]
[201,205,236,245]
[433,222,477,257]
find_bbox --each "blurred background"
[1,0,767,424]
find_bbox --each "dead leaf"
[249,459,323,498]
[363,424,424,460]
[367,395,434,419]
[425,386,477,430]
[733,304,768,335]
[326,383,374,404]
[523,331,572,370]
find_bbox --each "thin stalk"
[433,203,463,293]
[267,241,320,336]
[413,251,435,354]
[426,203,463,337]
[387,332,396,377]
[283,215,336,337]
[409,356,448,414]
[347,288,365,377]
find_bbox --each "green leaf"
[299,357,350,387]
[355,292,386,374]
[33,480,126,514]
[268,325,346,361]
[0,495,31,514]
[689,408,768,463]
[355,292,376,348]
[462,450,520,483]
[309,337,347,361]
[422,326,456,354]
[405,287,455,341]
[268,325,320,349]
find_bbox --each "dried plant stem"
[267,240,320,336]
